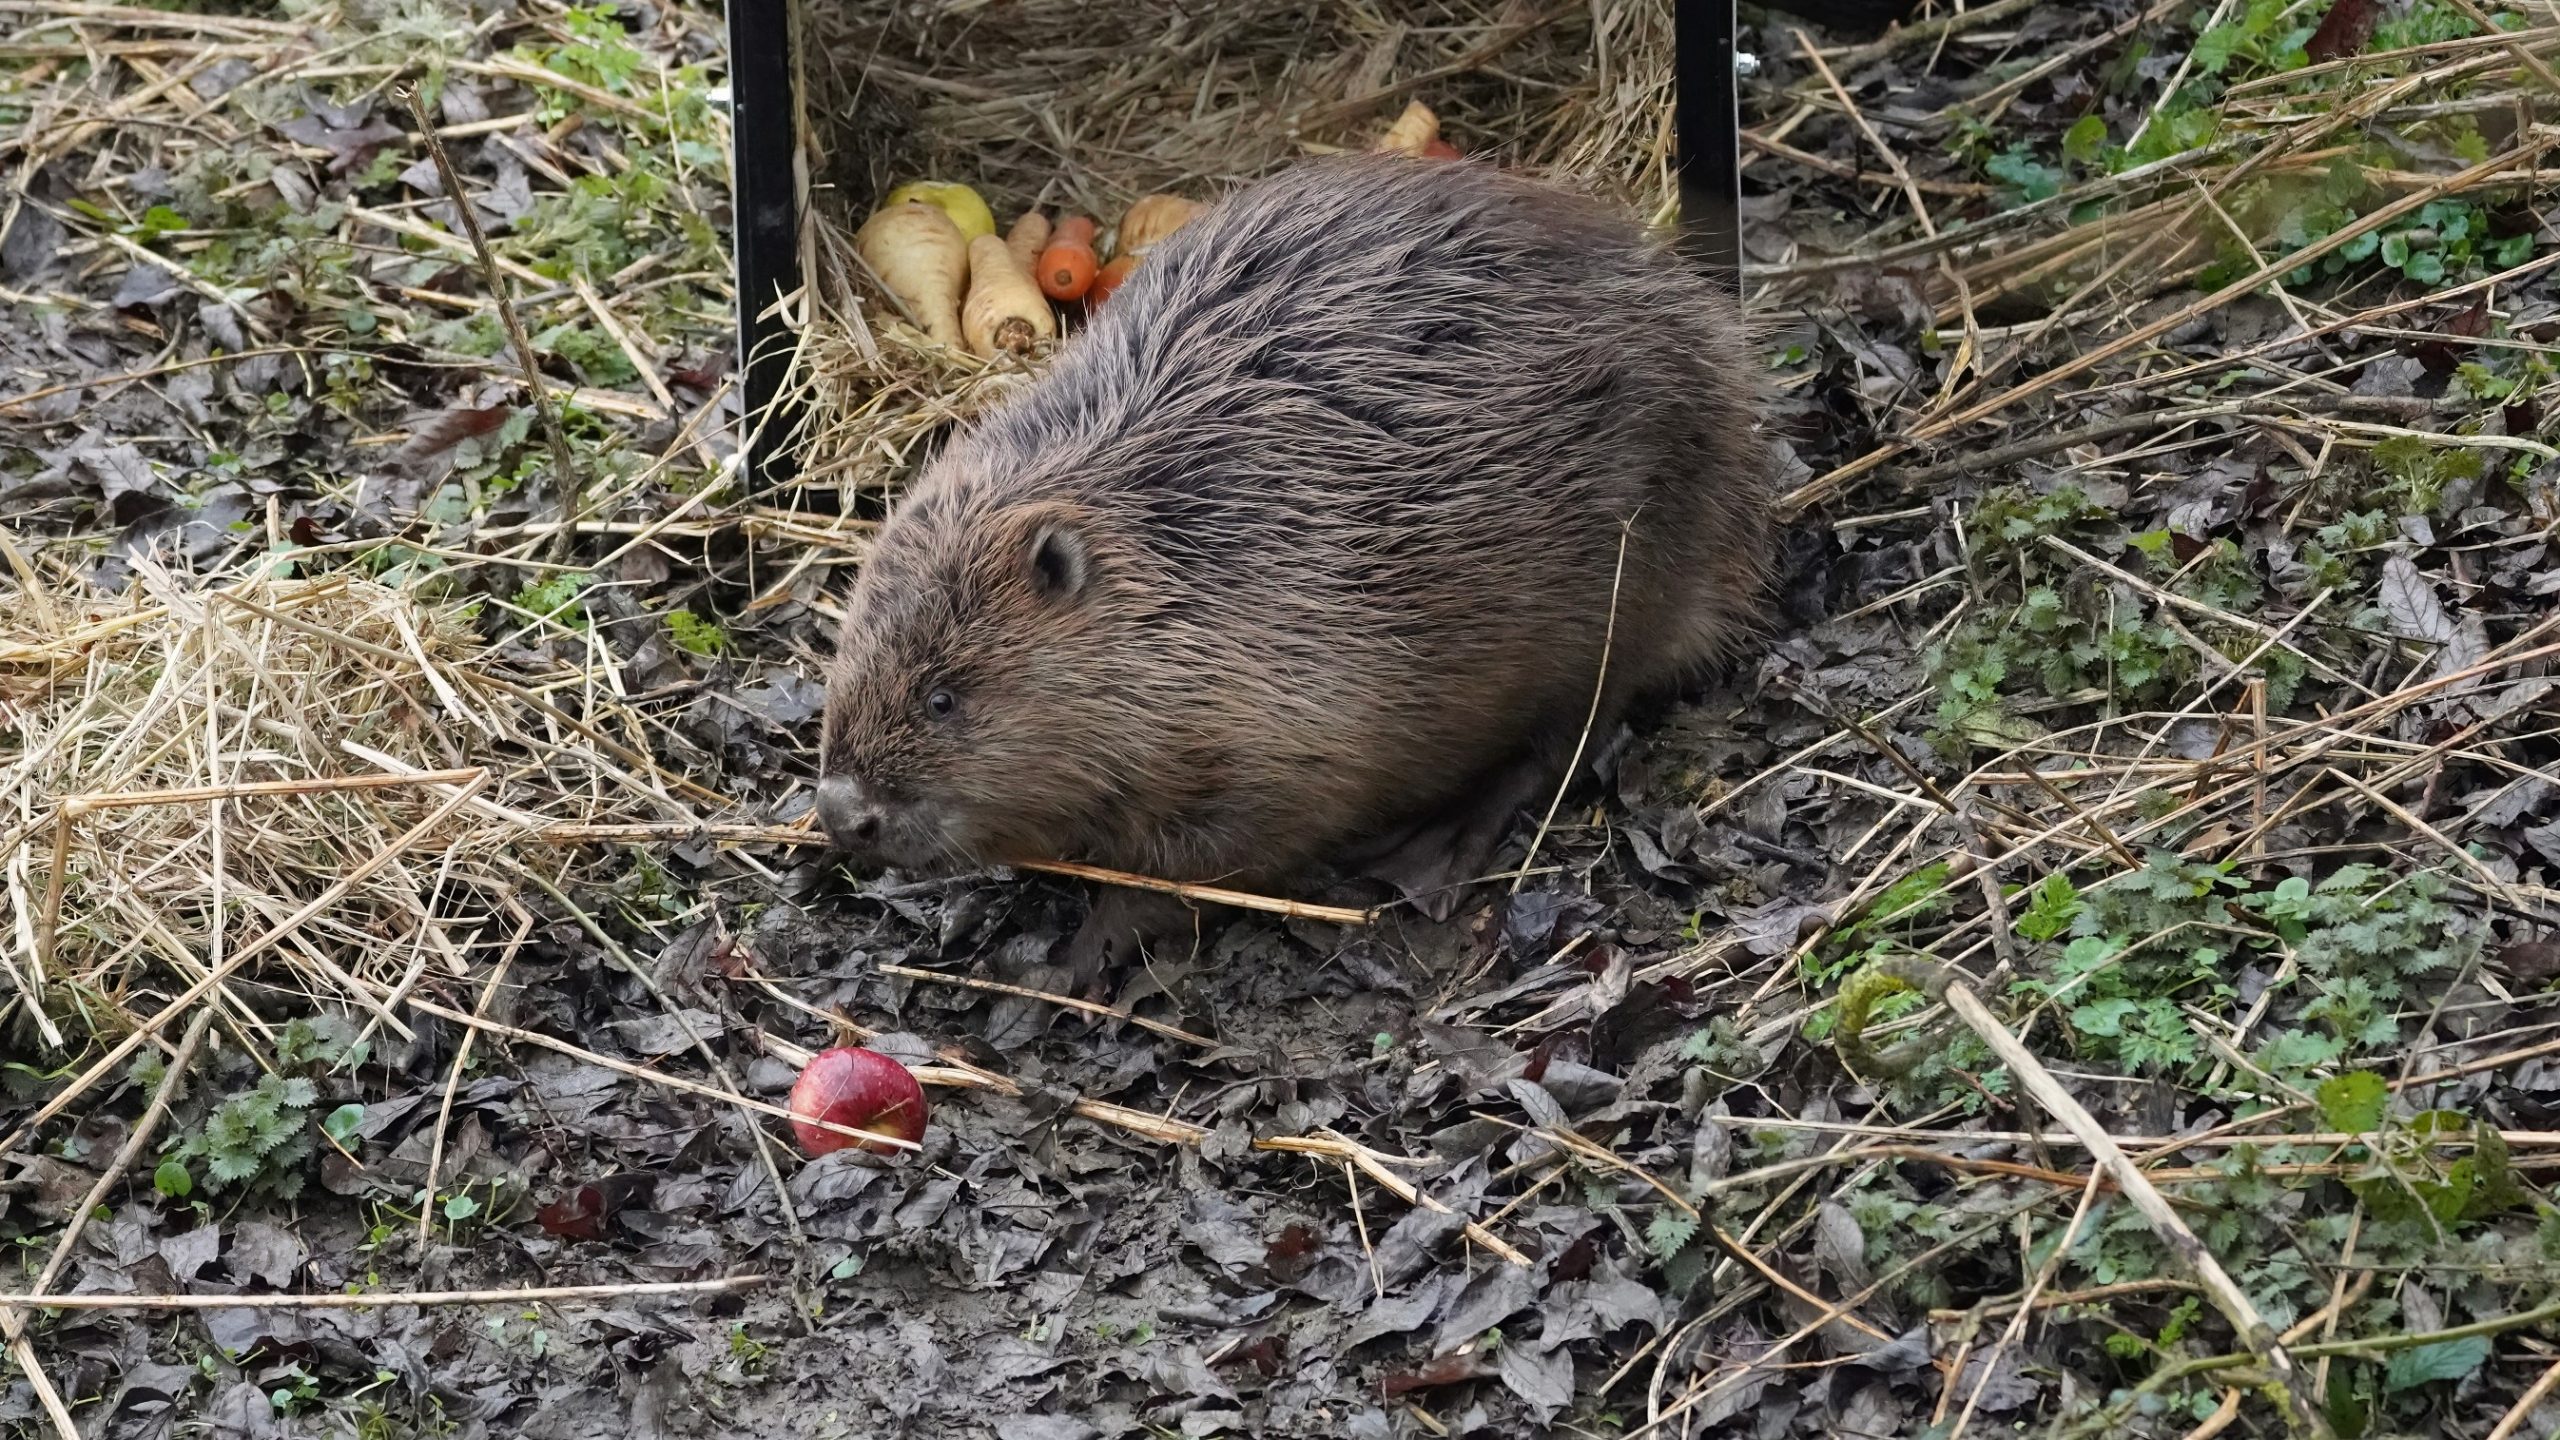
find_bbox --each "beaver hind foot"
[1341,749,1567,923]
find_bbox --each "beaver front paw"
[1060,886,1197,993]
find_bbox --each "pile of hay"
[775,0,1680,496]
[0,552,689,1059]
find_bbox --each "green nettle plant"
[151,1017,366,1204]
[162,1073,326,1201]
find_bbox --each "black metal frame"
[724,0,1742,486]
[1674,0,1743,284]
[725,0,800,488]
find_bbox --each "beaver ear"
[1020,511,1093,602]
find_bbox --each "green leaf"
[2380,232,2410,269]
[2466,1122,2527,1219]
[2158,1295,2202,1347]
[2383,1336,2490,1392]
[322,1104,365,1145]
[2259,1027,2345,1073]
[1867,863,1952,927]
[251,1107,301,1155]
[443,1192,483,1223]
[1985,147,2063,202]
[2415,1167,2475,1226]
[2057,934,2120,977]
[2316,1071,2386,1134]
[1645,1210,1700,1261]
[2071,997,2139,1038]
[516,571,594,619]
[2192,23,2242,73]
[2135,106,2218,165]
[666,609,729,657]
[2015,872,2083,942]
[209,1149,263,1185]
[154,1159,193,1199]
[133,204,190,242]
[206,1109,259,1152]
[1659,1228,1710,1296]
[2062,114,2109,163]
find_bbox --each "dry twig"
[399,84,581,555]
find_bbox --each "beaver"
[816,152,1771,975]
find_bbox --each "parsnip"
[1116,194,1203,256]
[962,234,1056,358]
[1374,100,1439,156]
[1005,210,1051,275]
[855,201,968,348]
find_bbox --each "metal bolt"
[1735,51,1760,78]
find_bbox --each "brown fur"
[818,153,1771,943]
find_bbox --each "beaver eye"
[924,687,957,720]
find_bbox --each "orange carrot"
[1038,215,1099,301]
[1087,254,1138,308]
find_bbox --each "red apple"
[788,1046,927,1157]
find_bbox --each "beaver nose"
[815,775,883,851]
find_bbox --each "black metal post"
[1673,0,1743,292]
[726,0,802,487]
